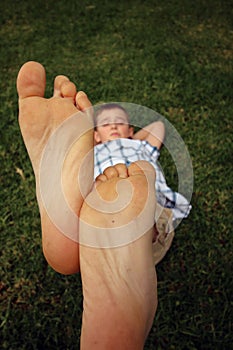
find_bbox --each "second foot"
[79,161,158,350]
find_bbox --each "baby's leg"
[79,161,158,349]
[17,61,94,274]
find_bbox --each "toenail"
[77,91,87,97]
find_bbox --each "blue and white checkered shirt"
[94,138,191,221]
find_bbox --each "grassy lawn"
[1,0,232,349]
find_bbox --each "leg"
[79,161,158,349]
[17,61,94,274]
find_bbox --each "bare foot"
[79,161,158,350]
[17,61,94,274]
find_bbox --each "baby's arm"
[133,121,165,149]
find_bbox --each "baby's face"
[94,108,134,143]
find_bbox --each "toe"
[128,161,156,178]
[103,166,119,179]
[53,75,77,99]
[75,91,92,111]
[95,173,108,185]
[17,61,46,99]
[61,81,77,99]
[114,163,128,178]
[53,75,70,97]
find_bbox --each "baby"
[94,102,165,148]
[93,103,191,263]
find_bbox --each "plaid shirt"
[94,138,191,221]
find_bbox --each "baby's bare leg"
[17,61,94,274]
[79,161,158,349]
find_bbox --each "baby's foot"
[79,161,158,349]
[17,61,94,273]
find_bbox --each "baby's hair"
[94,103,130,127]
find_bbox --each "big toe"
[17,61,46,99]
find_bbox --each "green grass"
[1,0,232,349]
